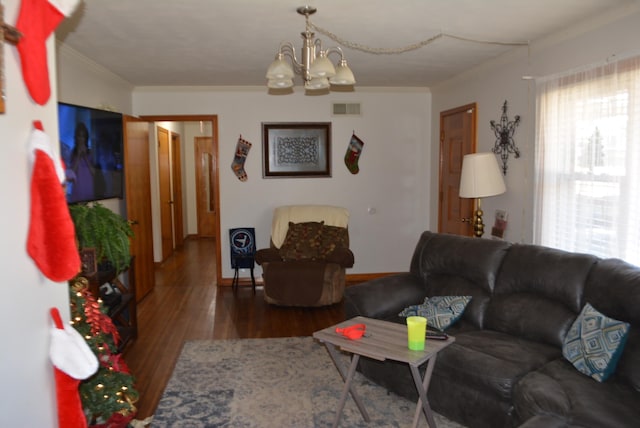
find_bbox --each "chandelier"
[265,6,356,92]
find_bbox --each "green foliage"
[69,280,138,425]
[69,202,134,274]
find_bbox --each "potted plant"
[69,202,134,275]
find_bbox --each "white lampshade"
[266,56,294,80]
[309,52,336,78]
[459,153,506,198]
[329,60,356,85]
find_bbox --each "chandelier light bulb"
[265,55,294,80]
[329,59,356,85]
[305,77,330,90]
[309,51,336,78]
[268,78,294,89]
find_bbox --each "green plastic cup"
[407,316,427,350]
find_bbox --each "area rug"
[153,336,466,427]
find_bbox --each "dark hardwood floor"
[123,238,346,419]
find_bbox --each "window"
[534,55,640,266]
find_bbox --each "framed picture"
[262,122,331,178]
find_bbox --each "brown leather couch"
[344,231,640,428]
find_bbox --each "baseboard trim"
[217,272,399,287]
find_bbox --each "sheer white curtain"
[534,55,640,266]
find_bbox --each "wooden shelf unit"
[86,257,138,352]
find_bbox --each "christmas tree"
[69,276,139,427]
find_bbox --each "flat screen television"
[57,102,124,204]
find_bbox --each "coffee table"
[313,316,455,428]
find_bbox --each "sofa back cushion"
[485,244,597,347]
[584,258,640,391]
[409,232,510,328]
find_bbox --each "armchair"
[255,205,354,306]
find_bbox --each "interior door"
[123,116,155,302]
[157,126,174,260]
[438,103,477,236]
[171,132,185,248]
[195,136,216,238]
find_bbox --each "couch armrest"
[255,248,282,265]
[344,273,426,321]
[324,247,354,268]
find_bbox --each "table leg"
[410,354,438,428]
[322,343,371,427]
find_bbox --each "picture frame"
[262,122,331,178]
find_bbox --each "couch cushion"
[486,244,598,347]
[562,302,630,382]
[513,359,640,428]
[409,231,510,328]
[262,260,326,305]
[399,296,471,331]
[279,221,323,261]
[583,258,640,391]
[434,330,560,401]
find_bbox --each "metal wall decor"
[490,100,521,175]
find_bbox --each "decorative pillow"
[278,221,324,261]
[562,302,630,382]
[317,225,349,259]
[399,296,472,331]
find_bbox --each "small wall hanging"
[344,132,364,174]
[231,135,252,182]
[490,100,521,175]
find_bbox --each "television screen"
[58,103,124,203]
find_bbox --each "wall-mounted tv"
[57,102,124,204]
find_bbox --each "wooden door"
[438,104,477,236]
[157,127,173,260]
[195,136,216,238]
[123,116,155,302]
[171,132,185,248]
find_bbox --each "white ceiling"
[55,0,636,88]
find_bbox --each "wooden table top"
[313,316,455,366]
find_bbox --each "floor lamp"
[459,153,506,237]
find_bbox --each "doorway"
[438,103,477,236]
[195,136,216,238]
[157,126,174,261]
[141,115,221,285]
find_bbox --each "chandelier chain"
[307,21,528,55]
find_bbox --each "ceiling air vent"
[332,103,361,116]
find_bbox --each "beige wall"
[133,87,432,278]
[430,4,640,243]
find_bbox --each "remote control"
[426,331,448,340]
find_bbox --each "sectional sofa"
[344,231,640,428]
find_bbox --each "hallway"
[123,238,345,419]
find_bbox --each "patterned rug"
[153,336,466,427]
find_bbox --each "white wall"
[0,1,67,426]
[430,4,640,244]
[133,87,432,278]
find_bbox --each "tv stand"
[86,258,138,352]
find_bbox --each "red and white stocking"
[16,0,80,104]
[49,307,98,428]
[27,121,81,281]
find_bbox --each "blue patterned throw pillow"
[562,302,630,382]
[399,296,472,331]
